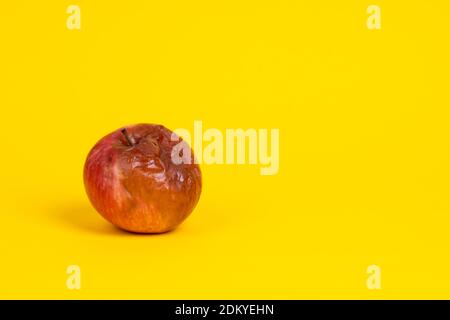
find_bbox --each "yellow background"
[1,1,449,299]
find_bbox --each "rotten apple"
[83,124,202,233]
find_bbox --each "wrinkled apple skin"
[83,124,202,233]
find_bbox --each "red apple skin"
[83,124,202,233]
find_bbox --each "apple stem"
[121,128,135,146]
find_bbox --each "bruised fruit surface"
[83,124,202,233]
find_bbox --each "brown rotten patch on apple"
[83,124,202,233]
